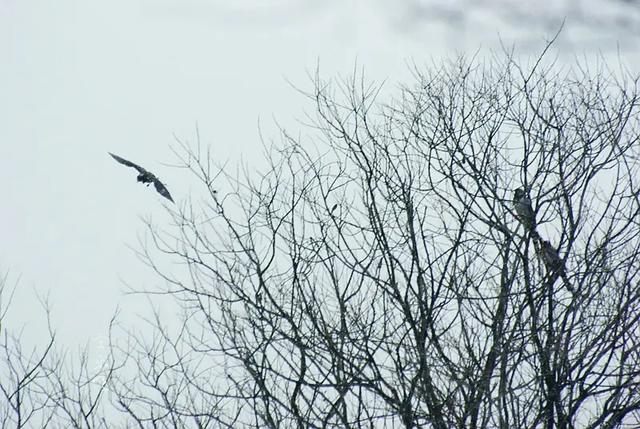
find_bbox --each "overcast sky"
[2,0,639,351]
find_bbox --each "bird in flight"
[109,153,174,203]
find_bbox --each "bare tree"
[109,42,640,428]
[2,41,640,427]
[0,273,57,428]
[0,273,119,428]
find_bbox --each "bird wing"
[109,153,147,174]
[153,178,174,203]
[515,197,536,226]
[517,199,535,219]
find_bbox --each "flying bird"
[513,187,539,238]
[109,153,174,203]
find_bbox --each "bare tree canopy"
[2,42,640,428]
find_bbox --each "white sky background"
[1,0,639,351]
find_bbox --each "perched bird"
[513,187,538,238]
[539,240,563,273]
[538,239,574,293]
[109,153,174,203]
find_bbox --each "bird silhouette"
[109,153,174,203]
[538,239,575,294]
[539,240,563,273]
[513,187,539,239]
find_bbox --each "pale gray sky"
[1,0,639,350]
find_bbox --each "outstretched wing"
[153,178,174,203]
[109,152,146,174]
